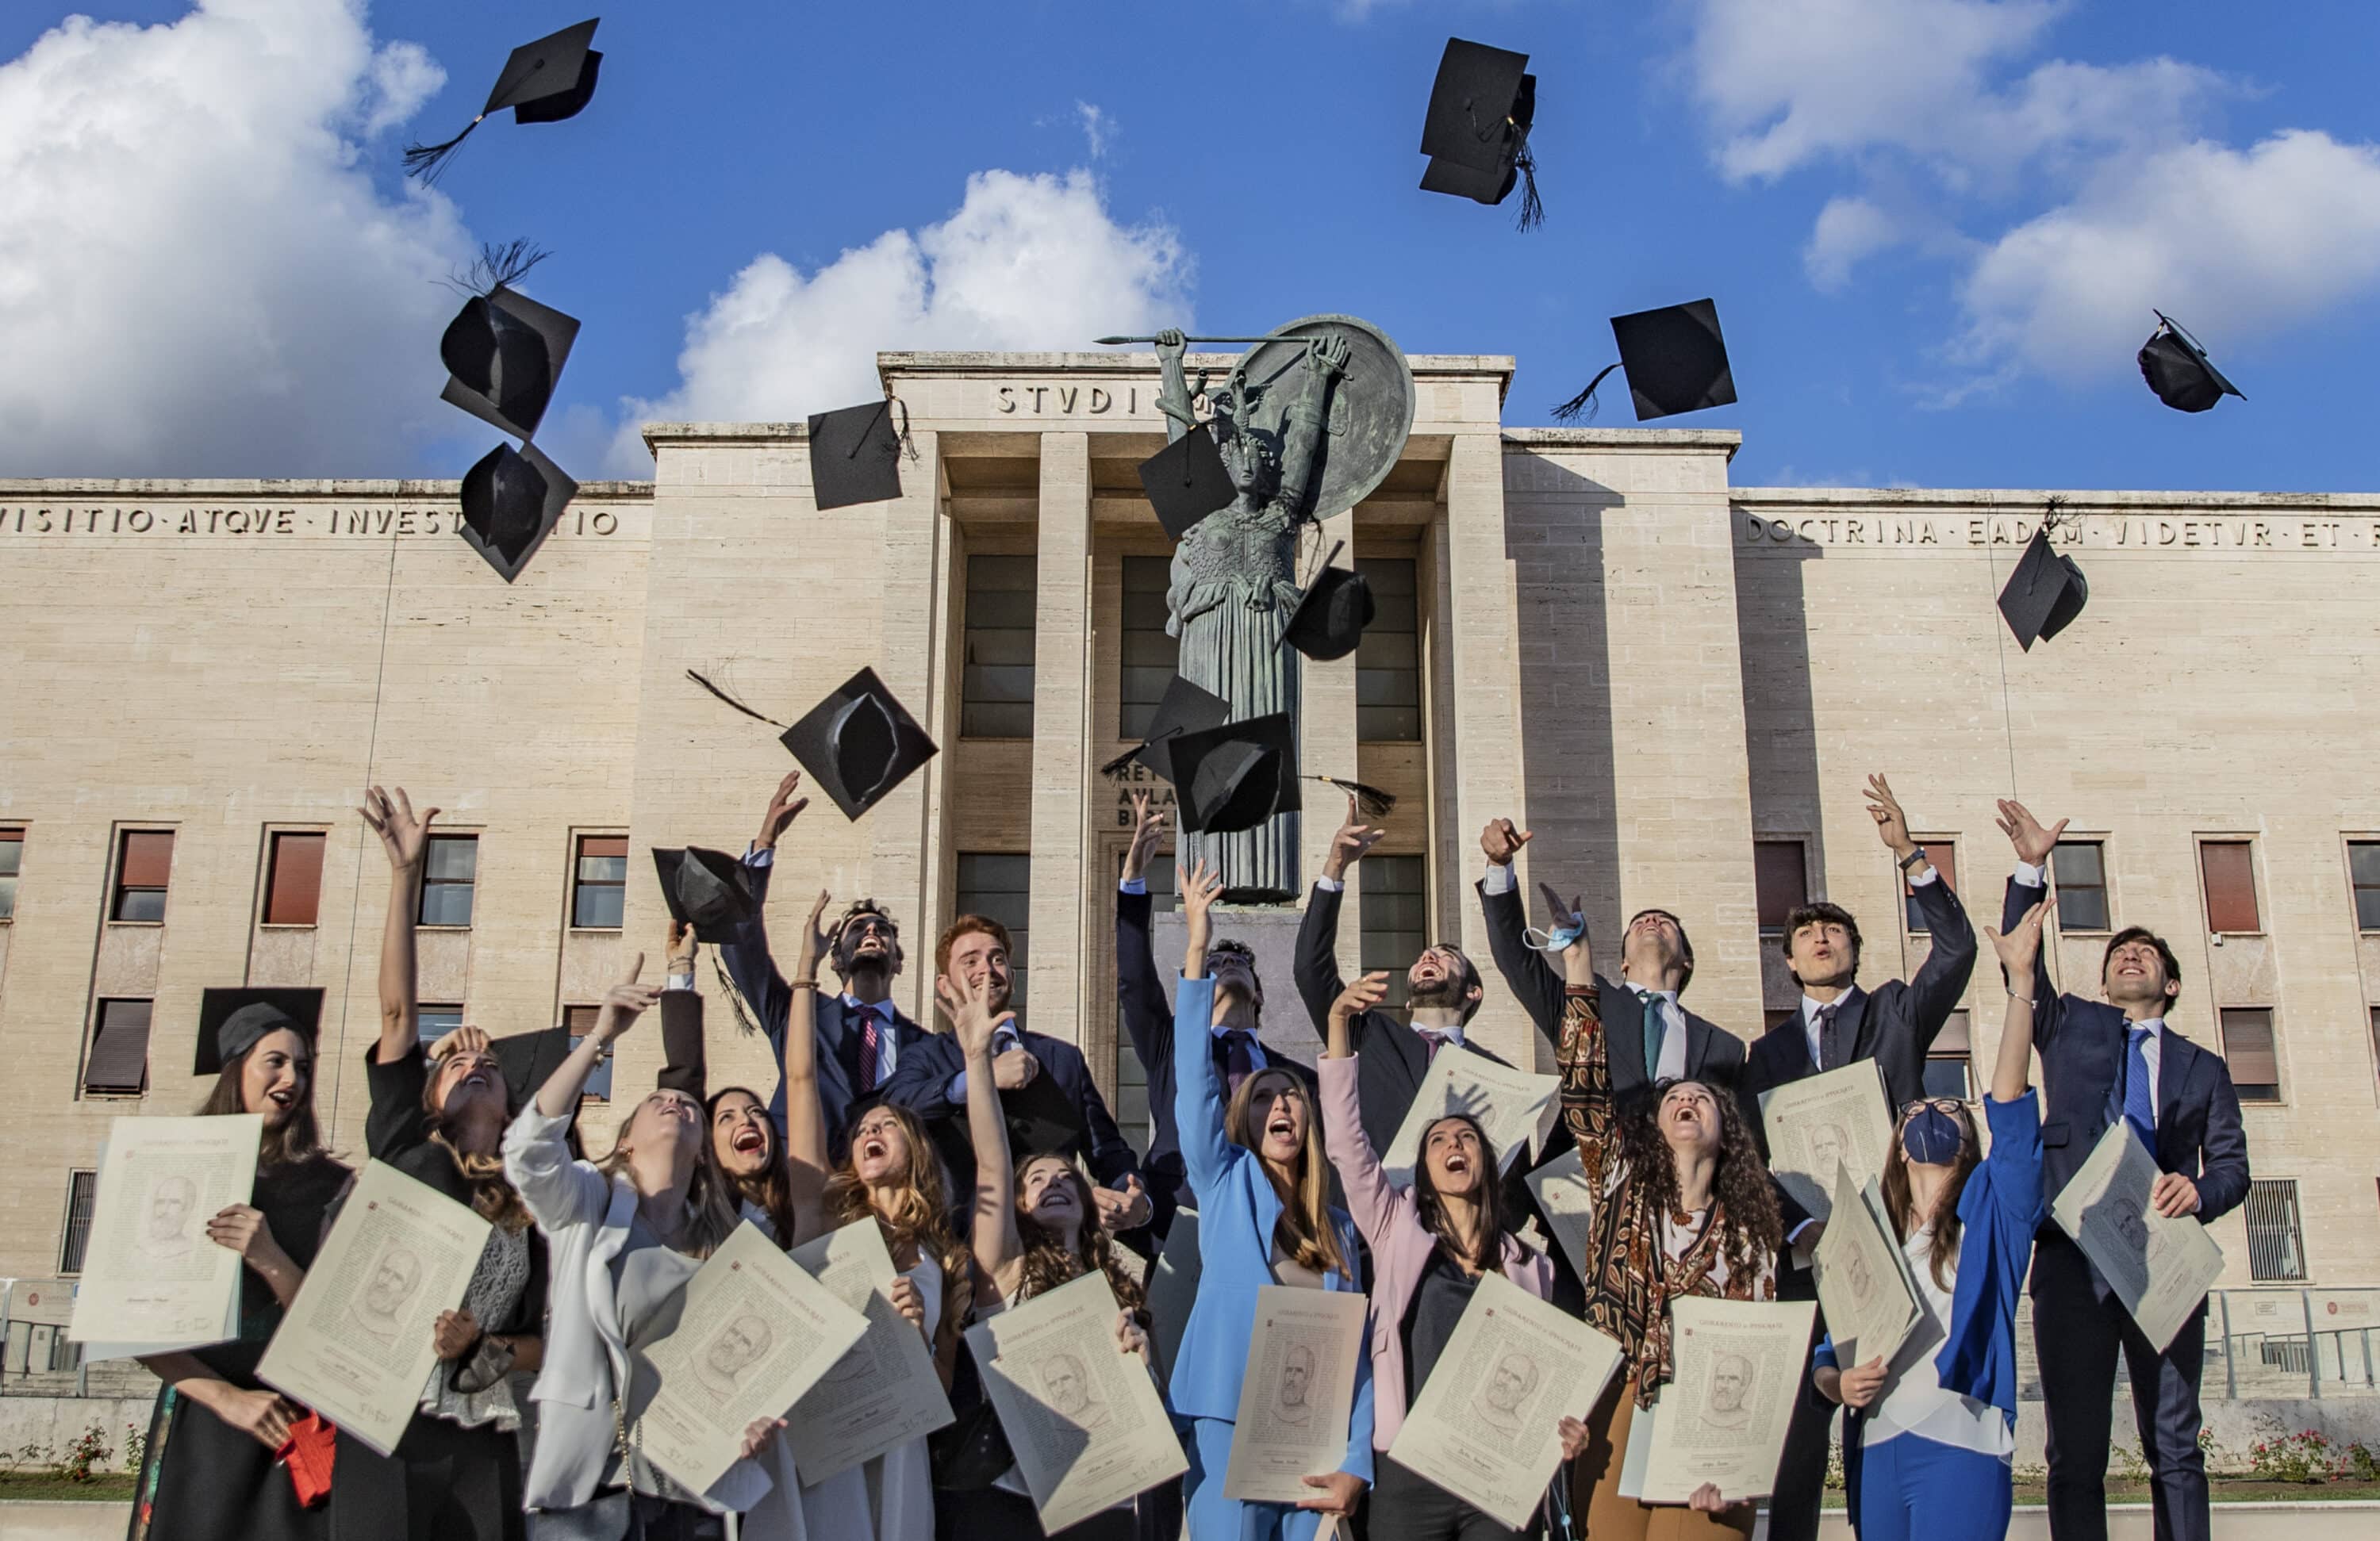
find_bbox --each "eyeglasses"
[1898,1098,1967,1119]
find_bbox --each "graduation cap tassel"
[685,669,788,729]
[401,117,485,184]
[461,240,553,296]
[892,398,918,462]
[710,953,763,1040]
[1551,362,1622,424]
[1513,143,1545,232]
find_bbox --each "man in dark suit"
[885,912,1151,1237]
[1116,791,1313,1240]
[1995,799,2248,1541]
[1476,817,1745,1094]
[1296,797,1495,1153]
[1737,773,1977,1541]
[718,771,929,1140]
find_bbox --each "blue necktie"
[1637,991,1665,1078]
[2109,1025,2156,1149]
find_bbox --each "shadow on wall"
[1733,515,1828,926]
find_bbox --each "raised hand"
[1092,1174,1152,1232]
[1180,860,1225,965]
[936,966,1017,1062]
[1307,334,1352,381]
[1986,895,2056,976]
[797,890,834,979]
[1480,817,1531,866]
[433,1024,493,1062]
[664,920,697,979]
[1864,774,1918,861]
[359,785,440,872]
[754,769,809,853]
[1123,790,1166,884]
[1321,795,1383,881]
[592,954,660,1044]
[1995,798,2068,866]
[1330,972,1390,1025]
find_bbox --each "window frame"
[2219,1006,2282,1104]
[110,828,176,925]
[954,852,1033,1009]
[1754,838,1811,934]
[2344,838,2380,933]
[83,997,154,1098]
[261,828,328,928]
[416,1004,465,1057]
[564,1004,612,1103]
[2196,838,2263,936]
[1903,838,1959,933]
[1355,555,1423,743]
[1116,554,1180,741]
[0,826,22,922]
[960,554,1038,740]
[570,833,629,931]
[1922,1008,1974,1100]
[2244,1179,2308,1283]
[2048,839,2111,934]
[1359,853,1430,1016]
[58,1169,99,1275]
[416,833,480,929]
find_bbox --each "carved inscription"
[0,507,623,539]
[1737,512,2380,551]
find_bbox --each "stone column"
[1026,433,1092,1046]
[1300,505,1363,982]
[870,428,950,1025]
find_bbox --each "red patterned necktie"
[857,1006,882,1091]
[1418,1029,1447,1063]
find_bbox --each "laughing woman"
[338,787,547,1541]
[1810,898,2050,1541]
[1554,912,1783,1540]
[1319,969,1568,1541]
[132,999,350,1541]
[1173,861,1374,1539]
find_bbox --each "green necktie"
[1639,990,1665,1077]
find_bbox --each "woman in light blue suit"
[1173,860,1373,1538]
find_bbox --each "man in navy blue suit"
[1115,790,1314,1241]
[883,911,1151,1237]
[718,770,927,1140]
[1995,798,2250,1541]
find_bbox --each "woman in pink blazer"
[1320,972,1583,1541]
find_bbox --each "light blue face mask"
[1525,921,1586,953]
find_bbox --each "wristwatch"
[1896,848,1928,873]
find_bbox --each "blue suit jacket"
[716,854,928,1140]
[1999,876,2251,1225]
[879,1025,1142,1201]
[1171,973,1373,1482]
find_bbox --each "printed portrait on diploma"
[70,1115,262,1352]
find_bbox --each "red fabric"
[276,1413,338,1508]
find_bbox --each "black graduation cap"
[194,987,324,1076]
[2138,312,2244,413]
[1136,423,1237,540]
[1100,674,1232,780]
[440,285,578,443]
[489,1026,575,1104]
[457,442,577,582]
[1553,299,1737,423]
[780,668,939,819]
[808,400,908,511]
[1997,526,2090,652]
[405,18,604,183]
[1167,713,1300,836]
[653,846,756,945]
[1279,540,1374,661]
[1419,40,1541,228]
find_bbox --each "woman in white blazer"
[500,953,781,1539]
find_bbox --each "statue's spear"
[1093,335,1287,345]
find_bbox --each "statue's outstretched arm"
[1279,335,1349,510]
[1154,328,1200,443]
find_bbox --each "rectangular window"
[956,853,1032,1009]
[2351,841,2380,932]
[418,834,478,926]
[1114,853,1178,1148]
[2244,1179,2307,1282]
[1903,841,1959,932]
[962,554,1037,738]
[0,827,21,919]
[2199,841,2260,933]
[572,834,628,929]
[564,1004,612,1102]
[1360,854,1429,1014]
[262,831,326,926]
[1923,1009,1973,1099]
[112,830,175,922]
[1764,1008,1798,1032]
[1118,557,1178,740]
[416,1005,463,1056]
[1357,557,1422,742]
[84,999,152,1095]
[1755,841,1809,932]
[59,1170,98,1275]
[2049,841,2109,932]
[2220,1007,2281,1102]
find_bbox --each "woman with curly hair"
[339,787,548,1541]
[779,891,962,1541]
[1554,912,1782,1539]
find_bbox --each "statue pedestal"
[1148,903,1322,1066]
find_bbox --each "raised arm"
[1116,790,1175,1054]
[1553,925,1621,1187]
[1175,861,1235,1196]
[782,891,835,1239]
[1277,334,1348,506]
[1319,975,1410,1248]
[718,771,810,1047]
[1995,798,2068,1042]
[1987,895,2052,1103]
[1476,817,1567,1044]
[942,967,1023,1281]
[505,954,654,1232]
[1296,796,1381,1031]
[359,785,439,1064]
[1868,775,1976,1049]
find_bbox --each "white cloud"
[0,0,477,477]
[1956,129,2380,383]
[610,168,1191,471]
[1075,102,1110,160]
[1802,196,1902,290]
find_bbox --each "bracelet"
[2009,994,2035,1006]
[789,979,820,991]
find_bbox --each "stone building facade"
[4,349,2378,1312]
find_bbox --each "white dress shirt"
[2011,863,2160,1124]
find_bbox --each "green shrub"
[2248,1429,2338,1484]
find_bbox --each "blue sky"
[6,0,2379,490]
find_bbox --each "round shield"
[1233,315,1415,520]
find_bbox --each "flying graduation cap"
[1166,712,1300,836]
[652,846,758,945]
[1100,674,1233,780]
[808,399,910,511]
[1996,502,2090,652]
[1419,38,1543,229]
[688,666,940,819]
[2138,311,2244,413]
[440,247,579,443]
[1279,539,1375,661]
[457,442,578,582]
[1137,422,1237,539]
[1553,299,1737,423]
[405,18,604,183]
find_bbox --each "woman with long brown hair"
[336,787,547,1541]
[1553,908,1783,1539]
[1172,861,1372,1539]
[130,998,349,1541]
